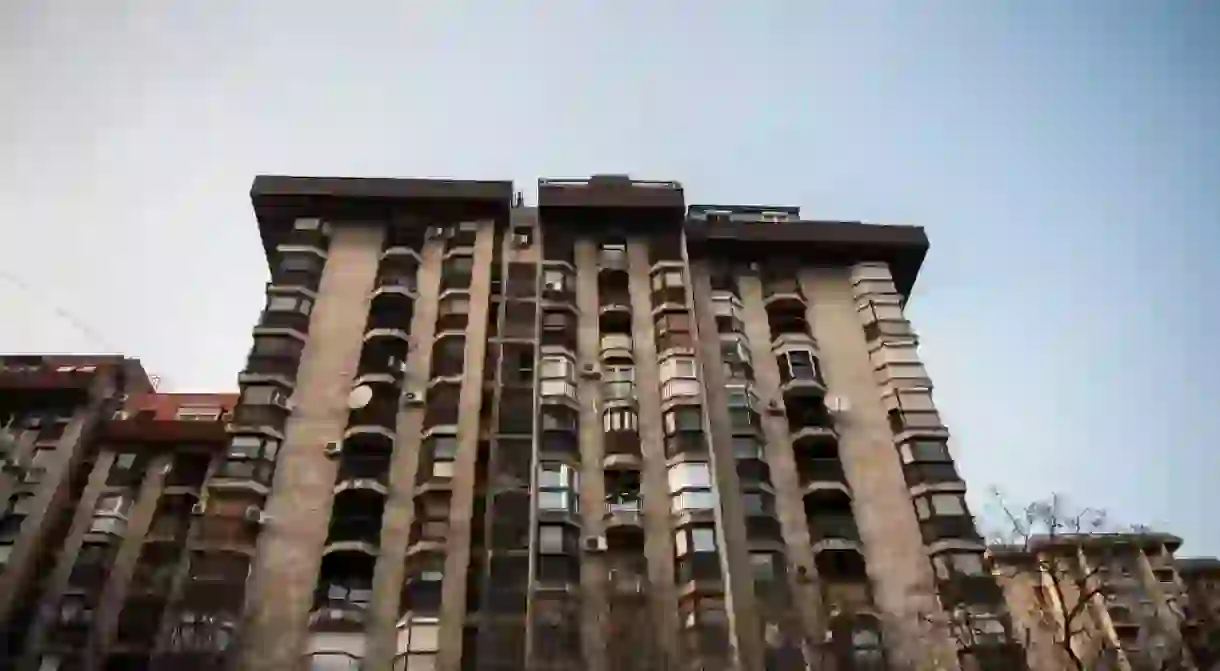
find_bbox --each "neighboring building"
[1,173,1022,671]
[990,532,1220,671]
[1178,557,1220,669]
[0,358,235,671]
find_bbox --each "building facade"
[0,173,1065,670]
[991,533,1220,671]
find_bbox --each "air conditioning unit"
[580,362,601,378]
[244,505,270,525]
[323,441,342,458]
[765,399,785,415]
[825,395,850,415]
[583,535,608,553]
[401,389,425,406]
[191,501,207,515]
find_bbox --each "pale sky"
[2,2,1217,555]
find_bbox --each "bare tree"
[983,489,1192,671]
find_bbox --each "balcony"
[311,552,374,628]
[599,244,629,272]
[604,470,643,531]
[230,401,289,434]
[761,277,806,309]
[355,342,407,388]
[815,549,872,597]
[599,334,633,364]
[335,454,391,493]
[366,285,415,335]
[599,297,633,335]
[380,244,421,265]
[270,249,325,292]
[786,395,838,448]
[603,407,641,469]
[436,292,471,332]
[324,509,384,555]
[191,516,259,554]
[650,266,688,313]
[919,514,983,546]
[795,451,850,497]
[209,458,274,495]
[805,490,862,552]
[258,290,314,332]
[540,308,578,350]
[241,349,302,384]
[146,514,191,544]
[776,349,825,397]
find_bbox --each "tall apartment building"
[990,532,1220,671]
[0,357,237,670]
[0,173,1027,671]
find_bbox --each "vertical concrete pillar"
[240,224,385,671]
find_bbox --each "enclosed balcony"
[210,456,274,495]
[816,549,874,612]
[536,524,582,591]
[898,440,963,489]
[655,310,694,354]
[663,405,707,459]
[408,490,451,555]
[650,264,687,310]
[761,272,805,309]
[604,468,643,531]
[430,334,466,382]
[283,217,331,251]
[599,268,633,333]
[242,333,305,382]
[766,298,813,346]
[380,243,421,267]
[311,551,374,628]
[258,289,314,333]
[402,552,446,616]
[776,348,825,396]
[598,243,629,272]
[600,334,633,365]
[537,461,580,525]
[540,405,579,461]
[710,291,744,334]
[440,253,475,293]
[915,491,982,547]
[539,307,577,350]
[786,394,837,448]
[231,383,292,434]
[436,292,471,332]
[324,489,385,554]
[742,489,783,544]
[191,513,261,555]
[795,444,850,497]
[355,337,407,387]
[541,264,576,305]
[804,490,862,552]
[539,351,578,409]
[603,406,641,468]
[270,248,326,292]
[606,552,649,598]
[674,526,723,589]
[414,432,457,493]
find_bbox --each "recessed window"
[267,294,313,315]
[538,462,578,513]
[914,493,968,520]
[900,441,951,463]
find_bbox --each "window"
[423,435,457,481]
[228,435,279,461]
[280,253,323,274]
[859,299,904,323]
[914,493,968,520]
[651,270,685,290]
[543,269,570,294]
[725,385,758,409]
[675,526,718,556]
[538,462,578,513]
[732,437,763,460]
[668,462,712,490]
[539,525,567,554]
[602,408,638,432]
[106,452,142,485]
[114,453,138,470]
[294,217,323,231]
[95,495,132,518]
[540,355,577,399]
[89,516,126,535]
[306,632,366,670]
[933,553,986,579]
[251,336,303,358]
[900,441,951,463]
[663,407,703,434]
[241,386,287,406]
[439,295,469,314]
[394,617,440,671]
[174,405,223,421]
[655,312,692,334]
[851,627,885,665]
[659,357,697,382]
[777,350,821,383]
[267,294,313,314]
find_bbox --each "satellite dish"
[347,385,373,409]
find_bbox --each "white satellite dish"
[347,385,373,409]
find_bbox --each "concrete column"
[436,223,495,671]
[88,452,174,668]
[365,238,442,669]
[801,267,941,666]
[574,239,608,671]
[18,452,119,671]
[625,238,680,665]
[737,273,829,651]
[688,258,764,671]
[239,224,385,671]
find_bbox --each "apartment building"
[0,358,235,670]
[2,173,1023,671]
[989,532,1220,671]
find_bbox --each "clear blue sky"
[2,2,1217,554]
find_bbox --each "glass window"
[242,386,283,405]
[663,407,703,434]
[667,462,711,491]
[691,528,717,552]
[732,437,763,459]
[931,494,966,516]
[543,269,568,292]
[671,490,717,512]
[425,436,458,460]
[901,441,951,463]
[280,254,323,273]
[934,553,986,579]
[175,406,222,421]
[539,356,574,380]
[539,463,574,489]
[658,357,697,382]
[228,435,263,459]
[539,525,566,553]
[750,552,776,582]
[914,497,931,520]
[430,460,454,479]
[95,495,131,517]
